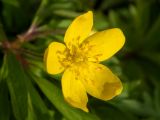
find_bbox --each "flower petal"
[81,28,125,62]
[80,62,123,100]
[43,48,48,63]
[62,66,88,112]
[64,11,93,49]
[45,42,66,74]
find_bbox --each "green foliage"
[7,53,28,120]
[0,0,160,120]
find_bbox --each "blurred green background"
[0,0,160,120]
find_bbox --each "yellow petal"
[81,28,125,62]
[43,48,48,63]
[62,66,88,112]
[80,62,123,100]
[64,11,93,49]
[45,42,66,74]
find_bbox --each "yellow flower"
[44,11,125,112]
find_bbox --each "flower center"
[57,45,87,68]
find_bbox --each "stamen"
[56,49,72,68]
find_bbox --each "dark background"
[0,0,160,120]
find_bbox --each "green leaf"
[0,22,7,41]
[145,15,160,49]
[117,99,155,116]
[0,80,10,120]
[27,94,37,120]
[1,0,20,7]
[95,104,137,120]
[1,0,38,33]
[154,85,160,118]
[6,52,28,120]
[98,0,127,10]
[0,55,8,82]
[136,0,153,34]
[32,0,49,26]
[53,10,79,18]
[27,76,54,120]
[94,12,109,30]
[31,74,100,120]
